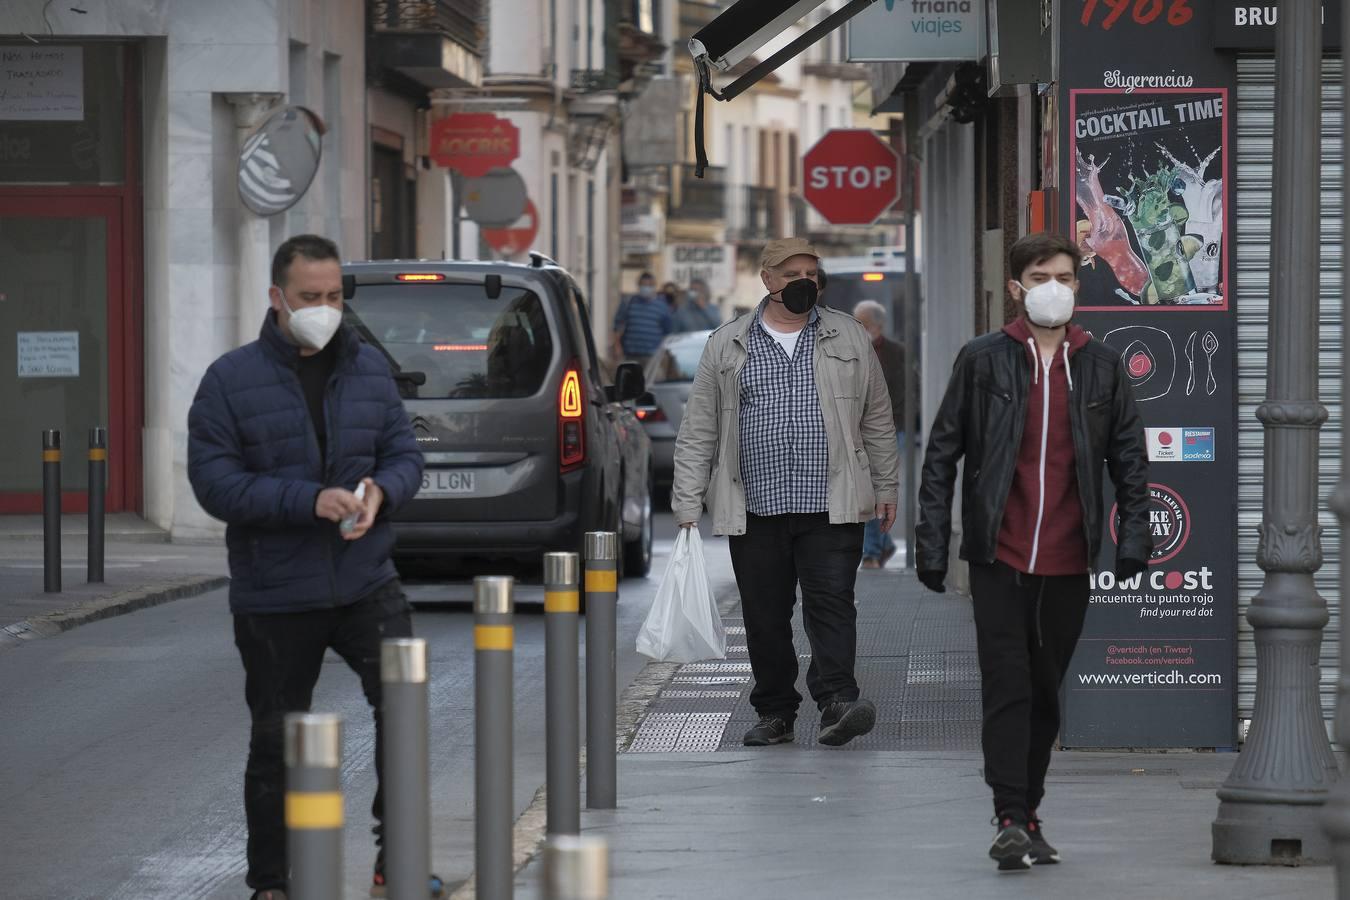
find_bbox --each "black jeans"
[728,513,865,723]
[969,561,1089,817]
[232,579,413,892]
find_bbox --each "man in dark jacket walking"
[916,232,1150,872]
[188,235,427,900]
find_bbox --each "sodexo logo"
[1109,482,1190,564]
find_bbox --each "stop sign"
[802,129,901,225]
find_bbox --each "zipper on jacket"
[1027,340,1052,573]
[323,374,341,606]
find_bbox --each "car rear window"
[345,282,554,399]
[647,332,710,383]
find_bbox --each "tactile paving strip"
[628,575,985,753]
[629,711,733,752]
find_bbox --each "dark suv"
[341,255,653,578]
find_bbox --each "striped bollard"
[284,713,343,900]
[42,429,61,593]
[475,575,515,900]
[381,638,431,900]
[87,427,106,584]
[542,835,609,899]
[545,552,581,835]
[584,532,618,809]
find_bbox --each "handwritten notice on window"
[0,46,83,121]
[18,332,80,377]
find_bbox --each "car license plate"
[419,470,475,497]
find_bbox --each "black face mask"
[776,277,818,315]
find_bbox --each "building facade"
[0,0,369,540]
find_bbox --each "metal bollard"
[542,835,608,900]
[475,575,515,900]
[42,430,61,593]
[544,552,581,835]
[381,638,430,900]
[87,427,106,584]
[285,713,343,900]
[584,532,618,809]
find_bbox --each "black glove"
[1115,558,1147,584]
[918,569,947,594]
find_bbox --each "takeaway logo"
[1146,427,1215,462]
[1110,482,1191,564]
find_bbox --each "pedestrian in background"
[672,237,898,748]
[852,299,906,570]
[916,232,1150,872]
[660,279,681,311]
[611,271,673,366]
[187,235,436,900]
[672,277,723,333]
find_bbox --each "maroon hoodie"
[995,318,1092,576]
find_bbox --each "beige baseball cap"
[760,237,820,270]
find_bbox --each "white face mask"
[279,291,343,351]
[1017,279,1076,328]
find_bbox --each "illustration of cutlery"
[1184,330,1197,396]
[1202,330,1219,395]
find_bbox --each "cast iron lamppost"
[1324,7,1350,890]
[1213,0,1339,865]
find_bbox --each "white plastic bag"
[636,528,727,662]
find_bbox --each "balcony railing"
[732,185,779,242]
[371,0,479,49]
[671,165,727,220]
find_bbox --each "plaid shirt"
[738,305,829,516]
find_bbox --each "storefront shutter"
[1235,56,1344,736]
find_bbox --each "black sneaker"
[371,849,445,898]
[742,715,794,746]
[817,698,876,746]
[1027,813,1060,864]
[989,812,1034,872]
[250,892,287,900]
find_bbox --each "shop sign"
[1059,0,1239,749]
[1212,1,1342,49]
[0,46,82,121]
[430,113,520,178]
[846,0,984,62]
[665,244,736,296]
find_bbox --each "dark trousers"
[969,561,1089,817]
[728,513,864,722]
[232,579,413,891]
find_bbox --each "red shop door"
[0,194,139,513]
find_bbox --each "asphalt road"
[0,512,714,900]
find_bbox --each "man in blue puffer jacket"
[188,234,426,900]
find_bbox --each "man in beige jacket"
[672,237,899,747]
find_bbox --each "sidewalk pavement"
[0,514,228,650]
[515,561,1333,899]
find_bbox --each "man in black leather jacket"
[916,232,1151,872]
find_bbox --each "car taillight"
[559,367,585,471]
[635,406,666,423]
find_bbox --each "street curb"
[0,574,231,652]
[450,580,739,898]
